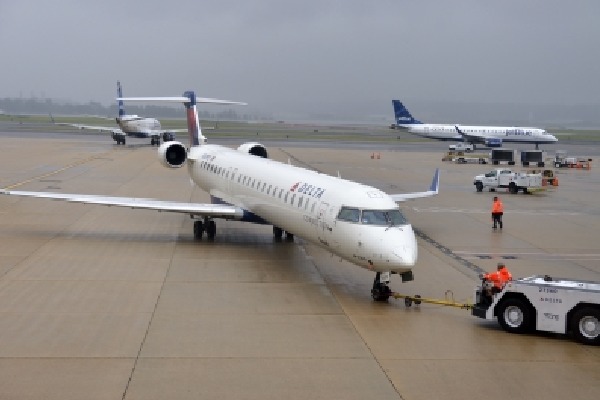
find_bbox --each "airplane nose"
[390,227,418,267]
[393,243,417,266]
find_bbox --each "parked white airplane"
[393,100,558,149]
[1,91,439,301]
[55,81,186,146]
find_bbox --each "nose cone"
[389,225,418,268]
[392,233,418,266]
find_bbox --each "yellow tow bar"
[391,290,474,310]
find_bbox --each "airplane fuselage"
[186,144,417,273]
[400,123,558,144]
[117,115,162,138]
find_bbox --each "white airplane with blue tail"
[393,100,558,149]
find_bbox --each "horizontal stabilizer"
[117,96,247,106]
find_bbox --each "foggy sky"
[1,0,599,121]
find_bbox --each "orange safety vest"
[484,267,512,290]
[492,199,504,213]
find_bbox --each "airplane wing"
[389,168,439,202]
[0,190,243,218]
[54,122,122,134]
[454,125,485,143]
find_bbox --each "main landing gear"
[193,217,216,240]
[371,272,392,302]
[273,226,294,241]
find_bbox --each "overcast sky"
[1,0,599,120]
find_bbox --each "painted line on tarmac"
[455,251,600,261]
[410,206,581,216]
[2,151,114,190]
[414,228,485,275]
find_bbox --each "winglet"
[454,125,464,135]
[429,168,440,194]
[388,168,440,202]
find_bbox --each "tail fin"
[117,81,125,118]
[182,91,204,146]
[392,100,422,125]
[116,92,246,148]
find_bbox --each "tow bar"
[392,290,474,310]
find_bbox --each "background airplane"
[1,91,439,301]
[54,81,187,146]
[392,100,558,149]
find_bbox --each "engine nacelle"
[158,141,187,168]
[237,142,268,158]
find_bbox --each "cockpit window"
[361,209,407,226]
[337,207,408,226]
[337,207,360,223]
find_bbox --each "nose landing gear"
[371,272,392,302]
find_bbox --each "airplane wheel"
[193,220,204,240]
[285,231,294,241]
[206,220,216,240]
[273,226,283,240]
[371,284,391,302]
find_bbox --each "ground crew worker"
[491,196,504,229]
[480,262,513,302]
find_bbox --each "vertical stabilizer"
[117,81,125,118]
[392,100,422,125]
[182,91,205,147]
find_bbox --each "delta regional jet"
[1,92,439,301]
[393,100,558,149]
[55,81,186,146]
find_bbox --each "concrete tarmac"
[0,133,599,399]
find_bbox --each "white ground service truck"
[473,168,542,194]
[472,275,600,345]
[449,143,474,152]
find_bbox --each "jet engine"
[237,142,268,158]
[158,140,187,168]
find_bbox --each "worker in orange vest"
[491,196,504,229]
[481,262,513,301]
